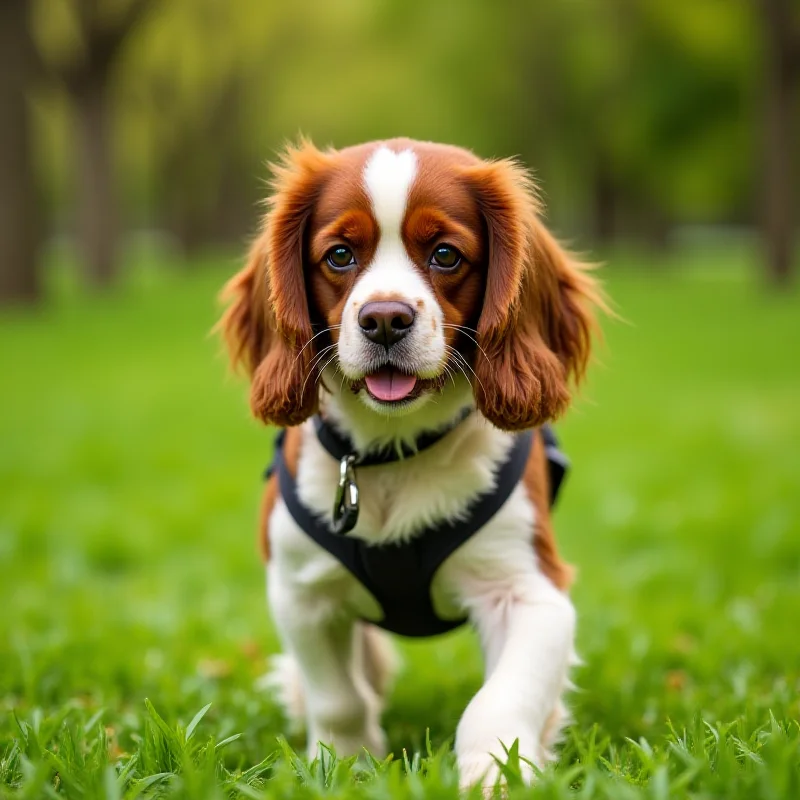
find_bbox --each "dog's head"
[220,138,601,431]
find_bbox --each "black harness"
[266,415,568,638]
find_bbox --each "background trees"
[1,0,797,303]
[759,0,800,286]
[0,0,41,303]
[33,0,155,287]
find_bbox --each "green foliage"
[28,0,770,242]
[1,249,799,797]
[3,705,800,798]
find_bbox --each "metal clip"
[332,454,359,535]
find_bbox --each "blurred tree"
[555,0,756,248]
[0,0,42,304]
[21,0,795,276]
[440,1,756,250]
[33,0,154,286]
[759,0,799,285]
[117,0,286,253]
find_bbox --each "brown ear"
[218,142,333,427]
[465,159,602,431]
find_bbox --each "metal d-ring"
[332,454,359,535]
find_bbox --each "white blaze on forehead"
[354,145,430,302]
[363,147,417,238]
[336,143,444,383]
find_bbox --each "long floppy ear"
[465,159,602,431]
[218,142,333,426]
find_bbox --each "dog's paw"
[458,752,501,793]
[257,654,306,730]
[458,745,542,794]
[307,722,388,762]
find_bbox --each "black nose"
[358,301,416,348]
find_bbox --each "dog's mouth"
[363,366,419,403]
[352,367,444,405]
[365,368,417,402]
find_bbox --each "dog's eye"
[430,245,462,272]
[326,246,356,271]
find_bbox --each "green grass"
[1,250,799,798]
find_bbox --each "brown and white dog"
[220,138,602,787]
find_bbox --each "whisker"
[300,350,338,397]
[313,354,340,388]
[299,345,337,397]
[441,362,457,390]
[291,325,341,367]
[443,322,481,337]
[305,343,337,373]
[445,350,471,392]
[441,323,491,366]
[445,344,488,398]
[339,367,348,393]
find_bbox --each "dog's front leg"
[267,564,387,760]
[455,575,576,788]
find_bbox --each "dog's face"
[221,138,600,431]
[307,144,488,417]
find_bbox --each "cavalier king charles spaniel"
[220,138,602,788]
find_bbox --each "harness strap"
[541,424,568,505]
[273,429,534,637]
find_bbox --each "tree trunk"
[761,0,797,286]
[75,76,117,287]
[591,152,616,246]
[0,0,41,304]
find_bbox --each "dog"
[219,138,602,788]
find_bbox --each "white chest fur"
[268,407,546,624]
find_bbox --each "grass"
[1,248,799,798]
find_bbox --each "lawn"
[1,250,799,798]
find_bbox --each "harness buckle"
[332,454,359,535]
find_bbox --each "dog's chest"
[269,417,542,626]
[296,418,514,544]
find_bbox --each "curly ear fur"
[218,142,333,427]
[466,159,603,431]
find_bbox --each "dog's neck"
[319,372,474,455]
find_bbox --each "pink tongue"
[364,369,417,402]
